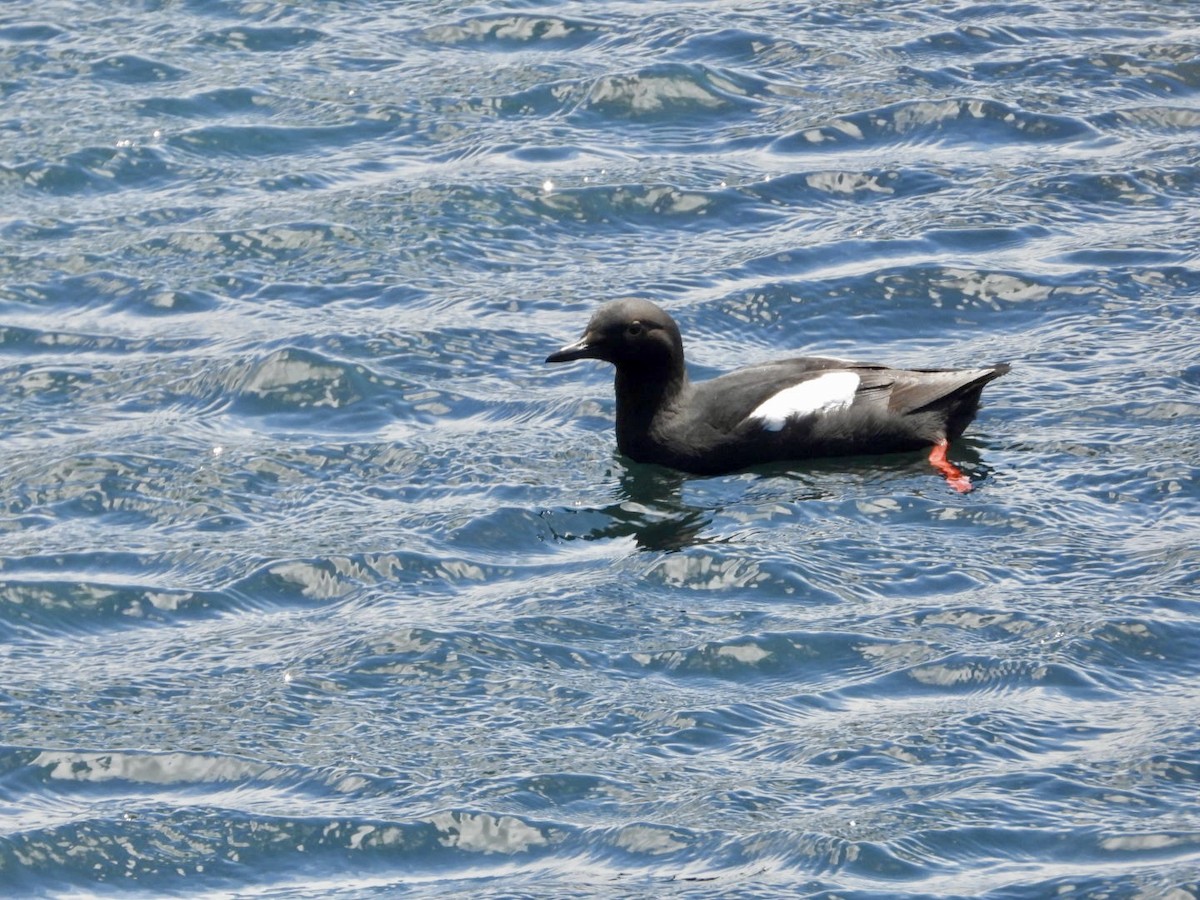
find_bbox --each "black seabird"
[546,298,1009,492]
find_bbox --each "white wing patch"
[748,371,860,432]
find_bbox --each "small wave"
[423,13,605,51]
[749,167,952,207]
[229,348,369,415]
[578,62,765,120]
[982,49,1200,100]
[0,23,66,42]
[24,747,287,787]
[478,61,766,128]
[667,26,810,68]
[136,86,271,120]
[1023,168,1175,219]
[523,179,745,229]
[233,548,538,608]
[851,651,1104,699]
[0,556,231,638]
[3,269,220,318]
[0,804,567,893]
[620,630,872,685]
[899,19,1056,56]
[89,53,187,84]
[196,25,326,54]
[140,221,358,262]
[0,322,200,355]
[1099,105,1200,134]
[170,119,394,159]
[8,144,176,196]
[774,97,1095,151]
[343,625,610,684]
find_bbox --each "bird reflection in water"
[543,461,710,552]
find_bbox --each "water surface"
[2,1,1199,897]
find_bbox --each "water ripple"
[775,97,1097,153]
[423,13,607,51]
[3,0,1200,895]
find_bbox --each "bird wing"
[694,358,1006,435]
[692,358,890,432]
[881,366,1009,414]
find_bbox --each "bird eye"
[626,322,644,337]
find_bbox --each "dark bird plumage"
[546,299,1009,491]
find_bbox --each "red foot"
[929,439,972,493]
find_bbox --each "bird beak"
[546,332,601,363]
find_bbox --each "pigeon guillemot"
[546,298,1009,492]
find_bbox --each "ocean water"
[2,0,1199,896]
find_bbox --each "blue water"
[2,1,1199,896]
